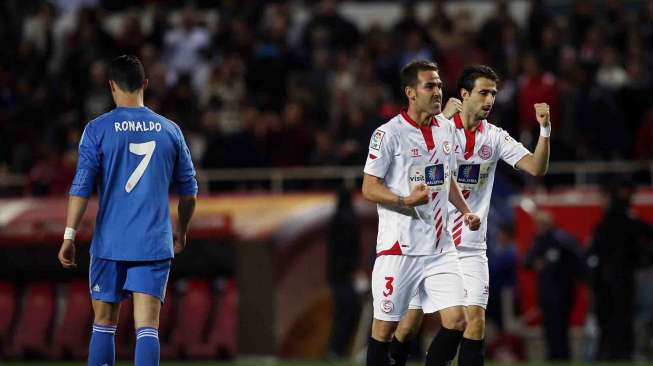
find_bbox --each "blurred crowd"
[3,0,653,195]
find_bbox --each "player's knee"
[451,317,467,331]
[133,310,160,329]
[371,319,397,342]
[92,301,119,325]
[466,313,486,335]
[94,310,119,325]
[395,320,419,341]
[445,313,467,331]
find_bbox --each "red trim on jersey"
[453,113,484,160]
[462,190,471,199]
[376,241,403,256]
[452,221,463,232]
[454,236,462,246]
[401,109,437,151]
[453,113,485,133]
[369,153,377,160]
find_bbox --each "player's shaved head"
[457,65,500,94]
[400,60,439,89]
[108,55,145,92]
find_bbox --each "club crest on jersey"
[443,141,452,154]
[425,164,445,186]
[478,144,492,160]
[370,130,385,150]
[381,299,394,313]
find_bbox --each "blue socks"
[135,327,160,366]
[88,323,116,366]
[88,324,159,366]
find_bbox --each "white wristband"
[64,227,76,241]
[540,124,551,138]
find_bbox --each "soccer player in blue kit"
[57,55,198,366]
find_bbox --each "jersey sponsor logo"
[409,169,425,183]
[114,121,162,132]
[457,164,480,184]
[370,130,385,150]
[381,299,394,313]
[443,141,452,154]
[425,164,445,186]
[478,144,492,160]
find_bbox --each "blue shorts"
[89,256,171,303]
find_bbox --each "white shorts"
[408,247,488,310]
[372,250,465,321]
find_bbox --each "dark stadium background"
[1,0,653,365]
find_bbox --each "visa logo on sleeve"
[457,164,480,184]
[425,164,445,186]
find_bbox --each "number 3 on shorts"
[383,276,394,297]
[125,141,156,193]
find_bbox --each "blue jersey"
[70,106,198,261]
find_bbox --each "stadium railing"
[2,160,652,194]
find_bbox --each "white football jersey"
[364,110,457,256]
[448,113,530,249]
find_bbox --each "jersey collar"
[453,113,485,133]
[400,108,439,128]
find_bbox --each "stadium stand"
[0,281,17,356]
[6,281,55,358]
[161,278,213,359]
[187,278,238,359]
[51,279,92,360]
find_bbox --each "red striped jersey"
[364,110,457,256]
[448,113,530,249]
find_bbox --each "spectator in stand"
[162,6,210,82]
[524,211,583,361]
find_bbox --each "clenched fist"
[404,183,430,207]
[443,98,463,119]
[463,213,481,231]
[534,103,550,127]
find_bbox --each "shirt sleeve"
[363,127,395,179]
[496,127,531,168]
[69,123,100,198]
[173,127,198,196]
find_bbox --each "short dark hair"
[108,55,145,92]
[400,60,439,89]
[456,65,500,95]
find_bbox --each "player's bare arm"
[442,98,462,119]
[448,178,481,230]
[362,174,429,208]
[174,194,197,254]
[516,103,551,176]
[58,195,90,268]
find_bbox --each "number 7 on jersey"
[125,141,156,193]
